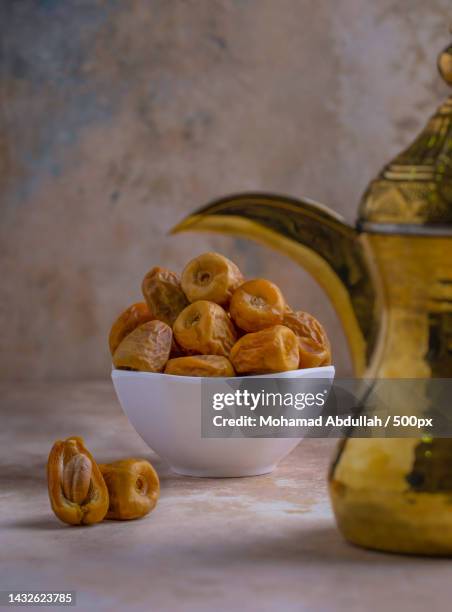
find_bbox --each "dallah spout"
[171,192,383,376]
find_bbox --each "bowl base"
[170,464,277,478]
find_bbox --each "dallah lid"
[358,43,452,230]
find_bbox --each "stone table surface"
[1,381,452,612]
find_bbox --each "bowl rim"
[111,364,335,383]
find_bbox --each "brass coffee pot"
[172,44,452,555]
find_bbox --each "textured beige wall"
[1,0,450,380]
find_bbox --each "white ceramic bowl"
[112,365,335,478]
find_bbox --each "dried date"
[164,355,235,377]
[112,320,172,372]
[173,300,237,357]
[109,302,154,355]
[283,310,331,368]
[99,459,160,520]
[229,325,299,374]
[229,279,286,332]
[142,267,189,326]
[181,252,244,306]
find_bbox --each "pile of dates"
[109,252,331,376]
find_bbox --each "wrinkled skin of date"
[230,325,299,374]
[113,320,172,372]
[229,279,286,332]
[109,302,154,355]
[142,267,189,326]
[47,436,109,526]
[181,252,244,306]
[283,310,331,368]
[173,300,237,357]
[99,459,160,521]
[165,355,235,377]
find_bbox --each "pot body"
[329,233,452,555]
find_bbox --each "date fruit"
[99,459,160,520]
[142,267,189,326]
[173,301,237,356]
[109,302,154,355]
[230,325,299,374]
[47,436,109,526]
[165,355,235,377]
[229,279,286,332]
[283,310,332,368]
[113,320,172,372]
[181,252,244,306]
